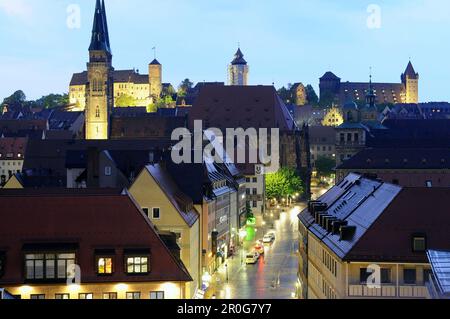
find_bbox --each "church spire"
[89,0,111,54]
[101,0,111,51]
[366,68,376,109]
[231,47,247,65]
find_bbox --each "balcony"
[348,284,428,299]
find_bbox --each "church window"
[96,106,100,118]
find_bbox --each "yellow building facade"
[129,166,201,299]
[322,106,344,127]
[303,234,430,299]
[3,282,185,300]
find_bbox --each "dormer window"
[412,235,427,252]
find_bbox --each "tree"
[147,103,158,113]
[265,167,303,200]
[2,90,26,108]
[245,201,254,220]
[178,79,194,97]
[35,94,69,109]
[315,156,336,178]
[277,86,293,104]
[115,94,137,107]
[305,85,319,106]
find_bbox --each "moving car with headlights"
[254,243,265,255]
[245,252,259,264]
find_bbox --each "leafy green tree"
[115,94,137,107]
[265,167,303,200]
[315,156,336,178]
[147,103,158,113]
[305,85,319,105]
[35,94,69,109]
[245,201,254,220]
[177,79,194,97]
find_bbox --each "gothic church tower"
[85,0,114,140]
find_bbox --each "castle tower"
[228,48,249,86]
[149,59,162,101]
[85,0,114,140]
[401,61,419,104]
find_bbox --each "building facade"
[0,190,192,299]
[298,174,450,299]
[129,165,201,299]
[0,138,27,186]
[319,61,419,106]
[335,148,450,187]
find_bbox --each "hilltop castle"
[69,0,163,115]
[319,61,419,106]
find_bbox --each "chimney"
[87,147,100,188]
[332,220,348,235]
[340,225,357,241]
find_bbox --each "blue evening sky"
[0,0,449,102]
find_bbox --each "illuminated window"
[150,291,165,299]
[102,293,117,299]
[55,294,70,299]
[126,292,141,300]
[79,293,93,300]
[97,257,113,275]
[126,256,149,274]
[95,106,100,118]
[30,294,45,300]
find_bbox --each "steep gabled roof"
[402,61,419,80]
[89,0,111,54]
[0,192,192,283]
[145,164,199,227]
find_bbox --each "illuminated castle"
[69,1,163,114]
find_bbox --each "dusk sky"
[0,0,449,102]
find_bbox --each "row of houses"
[0,136,248,299]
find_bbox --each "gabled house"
[0,189,192,299]
[129,164,201,299]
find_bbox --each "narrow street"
[212,205,304,299]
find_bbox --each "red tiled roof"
[346,187,450,263]
[0,193,192,284]
[188,85,295,131]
